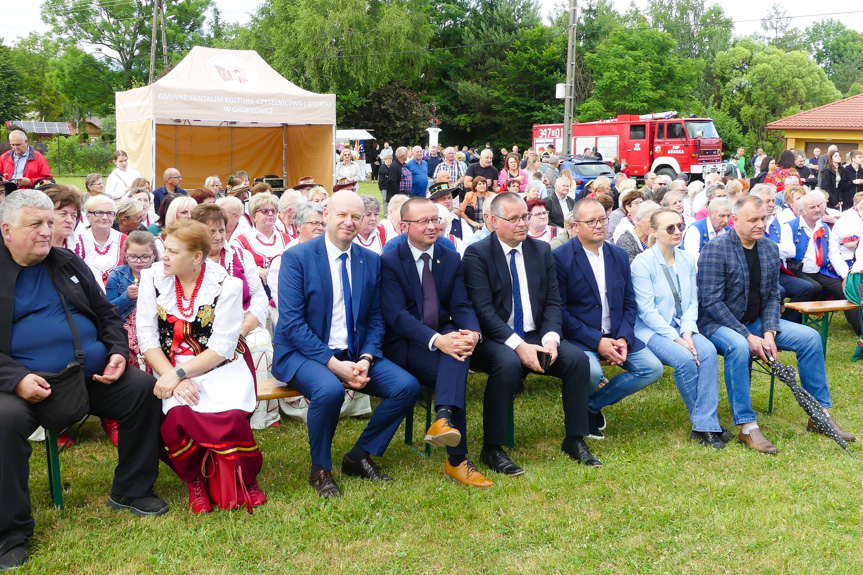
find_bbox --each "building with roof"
[766,94,863,159]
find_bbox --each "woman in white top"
[105,150,142,200]
[81,195,126,286]
[832,192,863,265]
[137,220,265,513]
[232,193,288,294]
[525,197,563,244]
[353,195,386,254]
[335,148,364,190]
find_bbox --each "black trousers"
[799,271,862,334]
[0,366,161,553]
[471,331,590,446]
[779,273,822,322]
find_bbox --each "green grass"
[22,313,863,574]
[23,177,863,573]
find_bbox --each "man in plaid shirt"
[433,147,466,187]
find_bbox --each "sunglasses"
[664,222,686,234]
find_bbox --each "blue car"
[559,156,616,195]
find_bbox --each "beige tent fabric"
[115,47,335,186]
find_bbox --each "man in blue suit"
[554,198,664,440]
[272,190,421,498]
[463,192,600,475]
[381,197,493,489]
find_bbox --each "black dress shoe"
[690,430,726,449]
[480,446,525,476]
[309,469,341,498]
[0,544,28,571]
[107,494,169,517]
[341,455,393,482]
[561,437,602,467]
[588,411,605,440]
[719,427,733,443]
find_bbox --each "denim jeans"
[586,347,664,413]
[647,333,721,432]
[708,318,832,426]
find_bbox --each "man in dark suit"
[385,146,409,206]
[381,197,492,488]
[546,178,574,228]
[553,198,664,440]
[272,190,421,498]
[462,192,599,476]
[698,195,855,454]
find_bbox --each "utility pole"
[160,0,170,69]
[561,0,577,157]
[148,0,159,83]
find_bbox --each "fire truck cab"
[532,111,723,181]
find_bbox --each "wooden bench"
[256,378,302,401]
[784,300,859,356]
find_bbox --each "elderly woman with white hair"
[335,148,364,190]
[276,189,304,239]
[204,176,222,197]
[215,196,250,244]
[82,195,126,286]
[233,193,287,307]
[380,193,409,240]
[353,195,386,254]
[616,200,661,263]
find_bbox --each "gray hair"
[0,189,53,226]
[686,180,704,198]
[634,200,660,222]
[84,194,116,214]
[670,180,687,193]
[204,176,222,189]
[549,154,560,165]
[387,194,409,220]
[115,197,143,219]
[216,196,244,215]
[489,191,525,217]
[660,191,683,207]
[705,183,726,202]
[248,192,279,216]
[278,189,304,213]
[293,201,324,228]
[799,190,826,212]
[361,195,381,214]
[395,146,408,160]
[480,149,494,160]
[708,197,733,216]
[8,129,27,143]
[748,183,776,199]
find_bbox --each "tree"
[759,3,791,42]
[7,34,67,121]
[341,81,432,144]
[51,47,122,122]
[807,20,863,95]
[41,0,213,89]
[579,29,700,121]
[0,43,27,122]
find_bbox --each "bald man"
[152,168,187,211]
[272,190,421,498]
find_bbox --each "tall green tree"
[41,0,213,89]
[578,29,700,121]
[807,20,863,95]
[8,34,67,121]
[0,43,27,122]
[51,47,121,122]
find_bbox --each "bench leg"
[404,387,432,457]
[45,429,64,509]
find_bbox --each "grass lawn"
[21,178,863,573]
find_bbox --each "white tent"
[335,129,375,142]
[116,46,336,189]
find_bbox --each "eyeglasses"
[531,211,549,218]
[127,254,154,263]
[664,222,686,234]
[495,214,531,224]
[305,220,326,228]
[257,208,279,215]
[403,217,443,226]
[169,176,182,181]
[92,182,104,186]
[575,217,609,228]
[88,210,116,219]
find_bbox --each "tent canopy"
[336,129,375,141]
[116,46,336,189]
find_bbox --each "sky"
[3,0,863,48]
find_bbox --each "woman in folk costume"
[137,221,265,513]
[191,203,277,430]
[352,194,387,255]
[81,195,127,287]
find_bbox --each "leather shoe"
[445,459,494,489]
[480,446,525,476]
[341,454,393,482]
[186,477,212,514]
[0,544,28,571]
[424,417,462,447]
[107,494,169,516]
[738,428,777,454]
[246,481,267,507]
[309,469,341,498]
[808,417,857,442]
[561,437,602,467]
[690,430,726,449]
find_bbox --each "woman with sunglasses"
[630,208,724,449]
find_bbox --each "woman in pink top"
[498,153,528,194]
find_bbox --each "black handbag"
[31,290,90,429]
[785,258,804,277]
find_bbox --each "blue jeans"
[586,347,664,412]
[647,333,721,432]
[708,318,832,426]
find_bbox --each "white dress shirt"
[555,192,571,222]
[325,235,352,350]
[682,218,723,267]
[584,244,612,334]
[780,218,849,277]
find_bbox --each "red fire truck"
[532,111,724,180]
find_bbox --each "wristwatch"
[174,367,187,379]
[359,354,375,369]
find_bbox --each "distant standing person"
[335,148,364,190]
[464,149,501,194]
[0,130,53,189]
[105,150,143,200]
[406,146,429,197]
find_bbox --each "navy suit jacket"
[553,237,644,353]
[381,240,480,364]
[272,235,384,382]
[462,233,562,344]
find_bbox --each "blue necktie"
[509,249,525,338]
[339,253,355,356]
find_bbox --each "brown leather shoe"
[424,417,462,447]
[738,428,777,454]
[309,469,341,498]
[445,459,494,489]
[808,417,857,442]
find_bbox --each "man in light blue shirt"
[406,146,429,197]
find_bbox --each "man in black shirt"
[464,149,500,196]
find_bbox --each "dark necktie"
[509,248,525,338]
[339,253,355,356]
[420,253,438,330]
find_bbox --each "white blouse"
[81,227,125,285]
